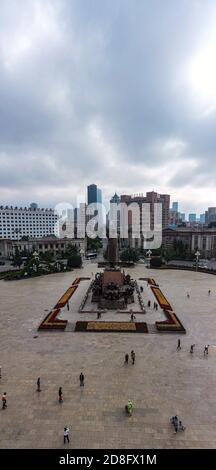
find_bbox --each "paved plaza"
[1,264,216,449]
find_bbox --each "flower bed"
[148,278,157,286]
[75,321,148,333]
[38,277,82,330]
[151,286,172,310]
[38,308,67,330]
[55,285,78,308]
[156,310,186,333]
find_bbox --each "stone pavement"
[1,264,216,448]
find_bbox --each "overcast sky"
[1,0,216,215]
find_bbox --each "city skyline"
[1,1,216,214]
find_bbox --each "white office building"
[0,205,58,240]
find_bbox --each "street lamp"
[146,249,152,268]
[195,250,200,272]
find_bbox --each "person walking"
[67,302,70,311]
[125,353,129,364]
[187,292,190,298]
[177,339,181,351]
[2,392,7,409]
[64,426,70,444]
[190,344,195,354]
[79,372,84,387]
[131,350,135,365]
[58,387,63,403]
[170,415,178,433]
[178,420,185,431]
[156,304,158,311]
[208,290,211,296]
[204,345,210,355]
[37,377,41,392]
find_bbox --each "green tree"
[87,236,102,252]
[12,247,23,268]
[120,248,139,263]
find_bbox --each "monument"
[91,237,135,310]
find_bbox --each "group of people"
[170,415,185,433]
[146,300,158,310]
[125,350,136,365]
[36,375,84,443]
[36,373,85,405]
[177,339,210,355]
[187,289,212,298]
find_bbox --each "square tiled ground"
[1,263,216,448]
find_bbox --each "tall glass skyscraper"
[172,202,178,212]
[87,184,98,204]
[87,184,102,204]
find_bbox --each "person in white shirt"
[64,426,70,444]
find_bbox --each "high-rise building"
[205,207,216,225]
[200,214,205,224]
[181,213,186,222]
[110,193,120,205]
[87,184,102,205]
[189,213,196,223]
[172,202,178,212]
[87,184,98,205]
[97,188,102,204]
[118,191,170,249]
[0,205,58,240]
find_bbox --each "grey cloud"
[0,0,216,212]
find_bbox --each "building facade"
[163,227,216,258]
[0,237,86,259]
[0,205,58,240]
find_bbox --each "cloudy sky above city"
[1,0,216,215]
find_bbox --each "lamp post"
[195,250,200,272]
[146,249,152,268]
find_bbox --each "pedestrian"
[148,300,151,307]
[170,415,178,433]
[79,372,84,387]
[67,301,70,311]
[177,339,181,351]
[190,344,195,354]
[173,416,178,433]
[178,420,185,431]
[64,426,70,444]
[187,292,190,298]
[131,350,135,364]
[140,286,143,293]
[125,353,129,364]
[156,304,158,311]
[91,272,94,278]
[173,421,178,433]
[204,345,209,355]
[208,290,211,295]
[2,392,7,409]
[58,387,63,403]
[37,377,41,392]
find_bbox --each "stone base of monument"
[99,298,126,310]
